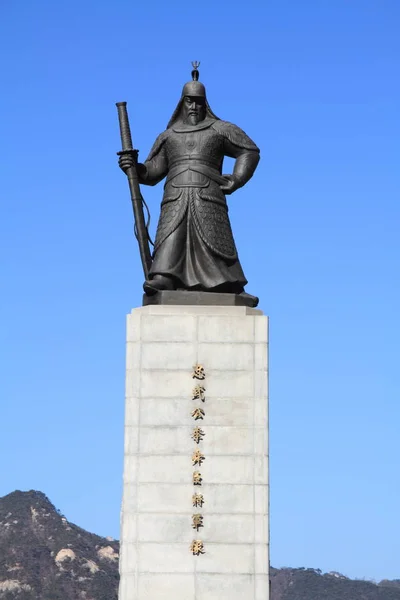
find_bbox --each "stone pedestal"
[119,305,269,600]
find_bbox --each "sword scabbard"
[116,102,152,279]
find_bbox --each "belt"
[166,163,227,186]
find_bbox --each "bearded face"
[182,96,206,125]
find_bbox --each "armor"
[138,65,260,296]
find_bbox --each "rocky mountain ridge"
[0,490,399,599]
[0,490,118,599]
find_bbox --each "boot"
[238,291,259,307]
[143,274,175,296]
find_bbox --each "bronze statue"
[116,63,260,307]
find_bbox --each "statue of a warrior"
[118,64,260,306]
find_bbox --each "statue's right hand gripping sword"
[116,102,152,280]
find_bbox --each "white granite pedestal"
[119,304,269,600]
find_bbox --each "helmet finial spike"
[191,61,200,81]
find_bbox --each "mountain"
[0,490,119,599]
[0,490,399,599]
[270,567,400,600]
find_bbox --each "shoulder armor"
[145,129,169,161]
[212,120,259,152]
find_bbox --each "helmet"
[181,63,206,97]
[181,80,206,98]
[167,62,219,128]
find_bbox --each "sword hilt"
[116,102,134,151]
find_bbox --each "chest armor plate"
[166,128,224,169]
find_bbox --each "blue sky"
[1,0,399,582]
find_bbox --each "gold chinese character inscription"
[192,385,206,402]
[192,514,204,531]
[190,540,205,555]
[193,471,202,485]
[192,364,205,380]
[192,493,204,507]
[192,449,205,466]
[191,407,205,420]
[191,427,205,444]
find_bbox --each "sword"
[116,102,152,280]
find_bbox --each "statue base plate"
[142,290,259,308]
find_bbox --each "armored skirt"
[149,179,247,293]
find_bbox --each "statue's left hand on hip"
[220,174,240,195]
